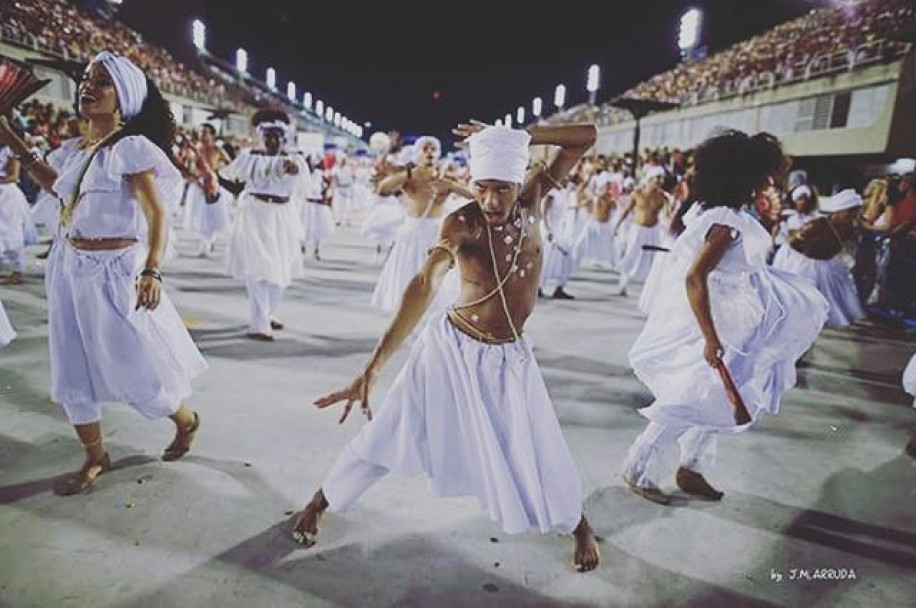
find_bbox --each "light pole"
[517,106,525,126]
[235,48,248,74]
[532,96,542,118]
[678,8,703,61]
[554,84,566,112]
[287,81,296,101]
[266,67,276,90]
[504,113,512,127]
[303,92,312,110]
[315,100,324,119]
[191,19,205,51]
[586,64,600,106]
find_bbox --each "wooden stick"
[715,360,752,425]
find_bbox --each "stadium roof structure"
[608,97,680,120]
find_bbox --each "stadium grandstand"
[0,0,363,153]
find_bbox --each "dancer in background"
[180,123,232,257]
[0,52,207,494]
[300,156,334,261]
[292,121,601,572]
[621,130,828,504]
[538,181,578,299]
[0,145,37,284]
[223,109,307,341]
[613,166,668,296]
[362,132,406,258]
[771,189,865,328]
[370,136,473,312]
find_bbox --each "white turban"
[256,120,292,142]
[468,126,530,184]
[92,51,148,120]
[369,131,391,154]
[791,185,812,201]
[413,136,441,163]
[821,189,863,213]
[641,165,665,184]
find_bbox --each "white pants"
[62,392,180,426]
[620,421,718,490]
[323,444,390,511]
[3,247,25,273]
[245,278,284,335]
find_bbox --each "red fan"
[0,57,51,116]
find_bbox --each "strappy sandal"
[53,452,112,496]
[622,475,671,505]
[291,508,322,548]
[162,412,200,462]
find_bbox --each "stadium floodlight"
[532,97,542,117]
[235,48,248,73]
[586,64,601,105]
[334,113,341,128]
[303,92,312,109]
[315,100,324,118]
[554,84,566,109]
[505,113,512,127]
[191,19,206,51]
[495,119,503,127]
[326,106,334,122]
[517,106,525,125]
[266,67,276,90]
[678,8,703,57]
[287,81,296,101]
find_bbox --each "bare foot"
[292,489,328,547]
[622,474,670,505]
[572,515,600,572]
[676,467,724,500]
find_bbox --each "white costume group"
[622,205,829,491]
[182,142,231,256]
[222,122,308,338]
[44,52,207,425]
[320,126,585,535]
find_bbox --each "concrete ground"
[1,226,914,608]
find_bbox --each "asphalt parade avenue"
[1,226,913,608]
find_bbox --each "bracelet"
[17,151,40,170]
[139,268,162,282]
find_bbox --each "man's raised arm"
[520,124,596,208]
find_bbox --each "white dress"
[904,354,916,408]
[539,188,578,288]
[631,206,829,431]
[576,213,618,268]
[300,171,335,245]
[31,139,80,233]
[182,177,231,241]
[617,221,665,283]
[771,241,864,329]
[222,150,307,288]
[0,147,36,255]
[362,193,406,247]
[47,135,207,420]
[325,313,584,535]
[0,297,14,347]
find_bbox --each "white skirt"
[904,353,916,407]
[618,223,664,282]
[0,296,15,347]
[539,220,578,287]
[771,246,864,329]
[0,183,33,251]
[631,261,828,431]
[343,313,583,534]
[637,231,677,313]
[576,217,617,267]
[183,182,231,237]
[371,217,456,312]
[46,241,207,410]
[351,182,374,214]
[226,192,304,287]
[362,195,406,245]
[301,200,335,244]
[31,191,60,233]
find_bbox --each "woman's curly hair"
[692,129,787,209]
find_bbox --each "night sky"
[112,0,831,145]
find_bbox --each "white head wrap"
[413,136,441,163]
[641,165,665,185]
[791,185,812,201]
[468,126,531,184]
[92,51,148,120]
[256,120,292,143]
[821,189,863,213]
[369,132,391,155]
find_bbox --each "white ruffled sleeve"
[671,207,742,260]
[219,150,252,182]
[45,137,82,172]
[106,135,183,205]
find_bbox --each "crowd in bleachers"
[1,0,236,106]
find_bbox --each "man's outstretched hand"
[452,119,489,148]
[314,369,378,424]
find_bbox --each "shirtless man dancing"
[370,136,474,311]
[292,121,601,572]
[613,167,669,296]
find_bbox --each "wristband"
[140,268,162,282]
[18,151,40,170]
